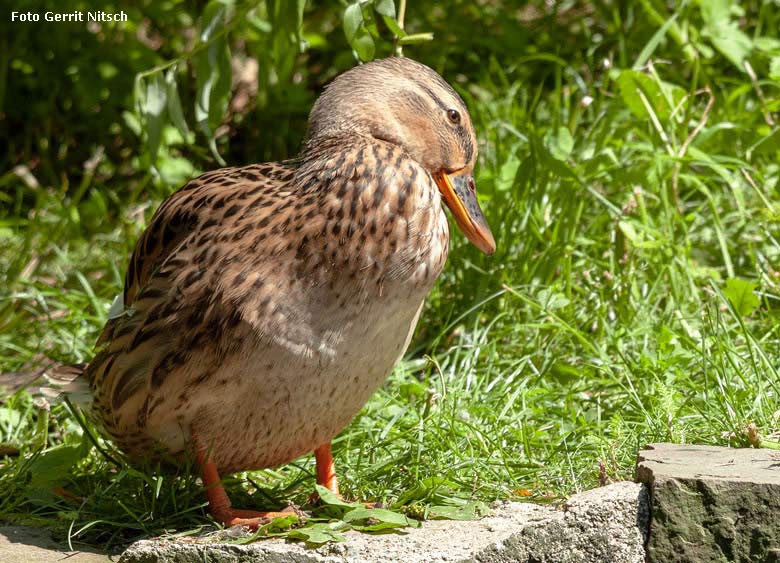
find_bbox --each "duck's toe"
[222,507,299,530]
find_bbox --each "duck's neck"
[294,136,450,290]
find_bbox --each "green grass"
[2,0,780,553]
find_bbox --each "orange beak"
[434,169,496,255]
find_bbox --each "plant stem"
[394,0,407,57]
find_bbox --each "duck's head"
[305,57,495,255]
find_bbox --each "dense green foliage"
[2,0,780,551]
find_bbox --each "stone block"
[637,442,780,562]
[120,482,648,563]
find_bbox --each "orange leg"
[314,442,339,496]
[196,448,292,529]
[313,443,383,508]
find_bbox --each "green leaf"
[0,407,21,427]
[293,0,307,43]
[285,522,348,544]
[268,0,307,48]
[140,73,168,165]
[399,380,426,400]
[262,515,299,533]
[354,33,375,60]
[165,68,191,141]
[199,0,231,41]
[770,57,780,82]
[703,26,752,68]
[342,507,421,530]
[232,515,299,544]
[754,37,780,54]
[615,69,684,121]
[547,127,574,161]
[194,1,232,164]
[382,15,406,38]
[724,278,760,317]
[393,476,466,506]
[699,0,753,68]
[26,444,90,495]
[343,3,375,61]
[496,154,520,192]
[374,0,395,18]
[157,155,197,186]
[698,0,729,27]
[122,110,142,136]
[618,220,639,244]
[427,500,490,520]
[314,484,361,509]
[360,3,380,39]
[657,325,677,353]
[538,288,571,311]
[617,219,665,249]
[343,4,363,44]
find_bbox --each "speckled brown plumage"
[63,57,494,526]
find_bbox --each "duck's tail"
[0,363,92,406]
[42,363,91,403]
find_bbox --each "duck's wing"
[94,163,294,345]
[87,163,297,421]
[125,163,295,304]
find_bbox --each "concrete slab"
[12,444,780,562]
[119,481,648,563]
[0,525,113,563]
[637,443,780,563]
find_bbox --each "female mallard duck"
[68,56,494,528]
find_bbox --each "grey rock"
[0,525,112,563]
[637,442,780,563]
[120,482,648,563]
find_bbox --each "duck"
[60,56,495,529]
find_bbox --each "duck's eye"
[447,109,460,124]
